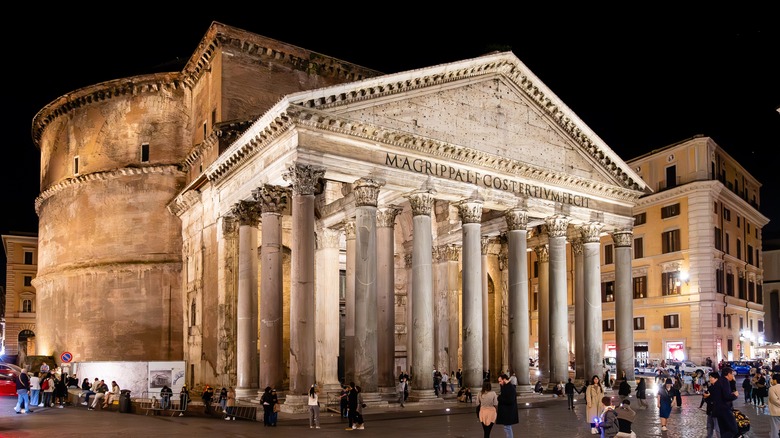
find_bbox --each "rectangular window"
[141,144,150,162]
[714,227,722,251]
[74,156,80,175]
[604,244,614,265]
[532,290,538,311]
[662,229,680,253]
[758,320,764,333]
[633,276,647,299]
[211,109,217,126]
[634,238,643,259]
[748,280,755,302]
[663,314,680,329]
[602,281,615,302]
[747,245,754,265]
[203,121,208,139]
[633,317,645,330]
[739,316,744,330]
[22,299,32,313]
[715,268,724,294]
[633,212,646,226]
[737,240,742,260]
[661,203,681,219]
[23,275,32,286]
[602,319,615,332]
[662,271,681,296]
[717,313,722,328]
[723,208,731,221]
[725,233,730,255]
[738,276,746,299]
[533,261,539,278]
[714,202,718,214]
[757,283,763,304]
[756,249,760,269]
[737,216,741,227]
[747,223,751,234]
[727,338,733,351]
[726,272,734,296]
[24,251,33,265]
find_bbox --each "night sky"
[3,7,778,284]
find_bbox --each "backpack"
[732,408,750,433]
[41,379,50,390]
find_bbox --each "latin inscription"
[385,153,589,208]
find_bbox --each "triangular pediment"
[285,52,649,194]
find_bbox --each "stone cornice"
[32,73,186,147]
[290,53,647,194]
[35,165,184,214]
[181,119,255,172]
[169,190,202,217]
[286,106,643,203]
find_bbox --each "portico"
[171,50,649,406]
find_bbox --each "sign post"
[60,352,73,363]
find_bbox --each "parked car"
[634,359,661,375]
[0,363,22,375]
[0,368,18,397]
[666,360,712,376]
[729,361,754,376]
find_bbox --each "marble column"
[315,227,341,388]
[377,206,401,388]
[233,200,261,396]
[344,220,356,385]
[253,185,288,392]
[434,246,450,373]
[499,245,510,375]
[581,223,603,381]
[406,189,438,401]
[459,199,484,390]
[404,253,413,375]
[283,163,324,395]
[535,243,550,384]
[505,209,530,385]
[613,230,634,385]
[353,178,382,393]
[218,215,239,390]
[481,236,490,375]
[572,239,585,381]
[445,245,461,375]
[546,215,571,385]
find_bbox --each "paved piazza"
[1,387,772,438]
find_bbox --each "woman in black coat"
[495,374,518,434]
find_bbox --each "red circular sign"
[60,352,73,363]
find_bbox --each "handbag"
[273,403,280,413]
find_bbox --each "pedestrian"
[397,377,406,407]
[179,384,190,416]
[533,380,544,394]
[218,387,228,412]
[53,376,67,408]
[103,381,120,408]
[339,384,349,417]
[754,372,767,408]
[495,373,518,437]
[657,378,674,432]
[350,385,366,430]
[160,385,173,410]
[477,380,498,438]
[614,399,636,438]
[42,373,55,407]
[261,386,274,426]
[224,386,236,420]
[450,371,456,393]
[769,373,780,438]
[702,372,720,438]
[634,378,647,409]
[742,374,752,403]
[598,396,619,438]
[346,382,359,430]
[307,383,320,429]
[586,375,605,435]
[682,372,693,395]
[673,375,683,407]
[39,362,50,376]
[564,378,578,410]
[456,368,463,387]
[617,379,631,402]
[269,388,280,426]
[29,371,41,407]
[441,370,450,395]
[703,368,739,438]
[13,368,33,414]
[201,385,214,414]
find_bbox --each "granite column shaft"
[377,206,401,387]
[582,223,603,381]
[506,209,530,385]
[547,215,571,385]
[459,199,483,389]
[613,230,634,384]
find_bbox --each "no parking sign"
[60,352,73,363]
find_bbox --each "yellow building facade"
[2,233,38,361]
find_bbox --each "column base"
[359,392,389,407]
[235,387,259,399]
[516,384,535,395]
[279,394,309,414]
[407,389,444,403]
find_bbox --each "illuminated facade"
[1,233,38,360]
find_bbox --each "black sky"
[3,7,778,283]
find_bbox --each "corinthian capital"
[534,244,549,263]
[222,214,239,237]
[253,184,289,215]
[232,200,262,226]
[580,222,603,243]
[406,190,435,217]
[376,205,402,228]
[344,220,356,240]
[544,215,570,238]
[354,177,384,207]
[505,208,529,231]
[458,199,483,224]
[571,238,584,255]
[283,163,325,196]
[611,230,633,248]
[316,227,341,250]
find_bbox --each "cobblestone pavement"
[0,389,773,437]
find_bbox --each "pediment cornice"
[288,54,647,193]
[207,105,644,203]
